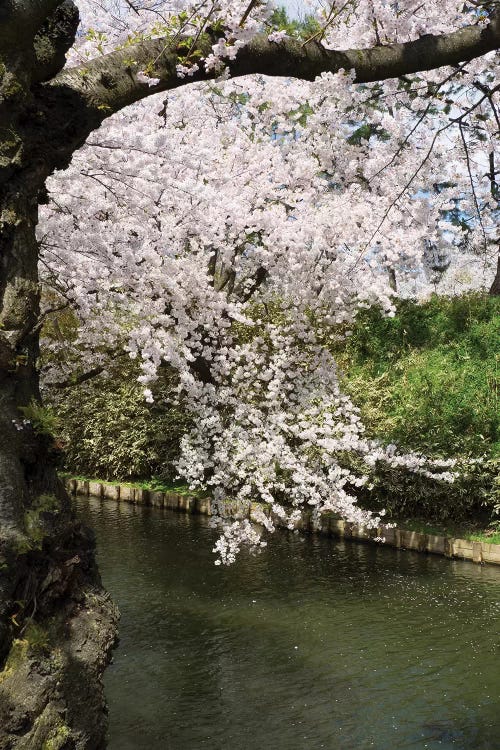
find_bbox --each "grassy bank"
[399,518,500,546]
[334,292,499,527]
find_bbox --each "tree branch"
[49,11,500,123]
[50,365,107,389]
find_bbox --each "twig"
[239,0,260,28]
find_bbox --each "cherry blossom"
[39,1,499,562]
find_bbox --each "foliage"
[359,456,500,523]
[18,401,60,438]
[269,8,322,40]
[324,292,500,523]
[23,623,51,655]
[47,360,191,483]
[22,494,61,551]
[336,293,500,458]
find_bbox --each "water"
[77,496,500,750]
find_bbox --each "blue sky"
[278,0,312,20]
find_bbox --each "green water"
[77,496,500,750]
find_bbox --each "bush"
[47,360,191,483]
[331,292,499,523]
[337,292,499,458]
[360,457,500,523]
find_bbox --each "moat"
[77,495,500,750]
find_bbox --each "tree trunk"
[388,267,397,293]
[489,248,500,295]
[0,179,53,531]
[0,10,119,744]
[0,112,118,750]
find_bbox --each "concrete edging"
[66,478,500,567]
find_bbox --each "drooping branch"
[49,10,500,126]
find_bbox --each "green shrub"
[47,360,191,483]
[359,457,500,523]
[337,291,499,458]
[331,292,499,522]
[338,448,499,524]
[19,400,60,437]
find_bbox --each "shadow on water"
[77,497,500,750]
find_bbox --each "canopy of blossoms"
[39,1,498,561]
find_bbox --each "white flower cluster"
[175,62,199,78]
[267,30,288,44]
[11,418,31,432]
[136,70,161,87]
[213,519,267,566]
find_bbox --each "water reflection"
[77,496,500,750]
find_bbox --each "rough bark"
[0,525,119,750]
[33,1,80,83]
[0,6,118,748]
[487,152,500,296]
[489,247,500,295]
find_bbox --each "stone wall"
[66,478,500,567]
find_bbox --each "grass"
[332,292,500,528]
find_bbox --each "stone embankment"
[66,478,500,567]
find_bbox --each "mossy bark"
[0,524,119,750]
[489,248,500,296]
[0,6,118,747]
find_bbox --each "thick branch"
[50,12,500,121]
[50,365,107,389]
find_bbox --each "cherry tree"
[39,3,498,561]
[0,1,498,746]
